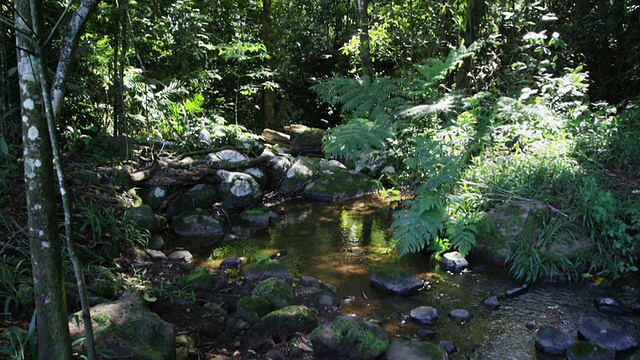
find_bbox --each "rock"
[252,277,295,310]
[68,169,101,185]
[167,250,193,263]
[218,257,243,271]
[566,341,615,360]
[264,154,292,189]
[303,168,377,202]
[318,294,334,307]
[216,170,264,208]
[353,151,391,178]
[239,206,279,227]
[145,249,168,262]
[288,125,325,157]
[300,275,320,286]
[439,251,469,272]
[311,315,389,360]
[438,340,457,354]
[252,305,319,342]
[448,309,472,324]
[483,295,500,310]
[383,339,448,360]
[182,268,218,290]
[371,268,424,295]
[505,284,528,298]
[245,167,268,188]
[207,149,248,163]
[125,204,165,235]
[175,334,195,360]
[596,297,626,315]
[68,291,175,360]
[577,317,638,351]
[264,348,286,360]
[171,210,224,238]
[279,157,318,194]
[535,326,576,355]
[410,306,438,325]
[319,282,337,294]
[148,234,165,251]
[243,260,292,285]
[237,296,273,323]
[141,186,168,211]
[165,183,218,218]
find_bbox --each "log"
[262,128,290,147]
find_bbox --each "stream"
[174,195,640,359]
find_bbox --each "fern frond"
[445,216,478,256]
[391,192,447,257]
[323,118,393,161]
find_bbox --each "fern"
[323,118,393,161]
[311,76,405,121]
[391,191,446,257]
[445,214,479,256]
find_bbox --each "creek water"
[176,195,640,360]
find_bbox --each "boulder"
[383,339,448,360]
[243,260,292,285]
[171,210,224,238]
[535,326,576,355]
[68,291,175,360]
[448,309,472,324]
[252,277,295,310]
[216,170,263,208]
[311,315,389,360]
[252,305,319,342]
[288,125,325,156]
[577,317,638,351]
[439,251,469,272]
[207,149,247,163]
[141,186,168,211]
[236,296,273,323]
[371,268,424,295]
[410,306,438,325]
[303,168,377,202]
[279,157,318,194]
[167,250,193,263]
[264,153,293,189]
[165,183,218,218]
[245,167,268,188]
[125,204,165,235]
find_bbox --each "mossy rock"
[125,204,165,235]
[566,341,614,360]
[243,260,292,285]
[370,268,424,295]
[252,277,295,310]
[239,206,279,227]
[252,305,319,342]
[303,168,376,202]
[181,268,218,290]
[165,184,218,218]
[237,296,273,323]
[385,339,448,360]
[171,210,224,238]
[311,315,389,360]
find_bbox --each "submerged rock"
[505,284,528,298]
[448,309,472,324]
[577,317,638,351]
[482,295,500,310]
[410,306,438,325]
[535,326,576,355]
[383,338,448,360]
[311,315,389,360]
[239,206,279,227]
[68,291,175,360]
[371,268,424,295]
[566,341,615,360]
[438,340,457,355]
[595,297,626,315]
[243,260,292,285]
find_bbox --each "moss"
[244,206,271,215]
[91,313,111,327]
[252,277,295,309]
[567,341,614,358]
[237,296,273,323]
[181,268,218,290]
[311,316,389,359]
[253,305,319,342]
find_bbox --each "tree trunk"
[262,0,275,129]
[14,0,72,357]
[358,0,373,77]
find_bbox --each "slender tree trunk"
[358,0,372,77]
[262,0,275,129]
[14,0,72,357]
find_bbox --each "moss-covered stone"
[385,339,448,360]
[252,305,319,342]
[237,296,273,323]
[566,341,615,360]
[303,168,377,202]
[165,183,218,218]
[311,315,389,360]
[370,267,424,294]
[181,268,218,290]
[171,210,224,238]
[252,277,295,310]
[243,260,292,284]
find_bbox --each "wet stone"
[219,257,243,270]
[596,297,626,315]
[168,250,193,263]
[578,317,638,351]
[566,341,615,360]
[370,268,424,295]
[416,329,437,340]
[410,306,438,325]
[483,295,500,310]
[319,282,337,294]
[535,326,576,355]
[439,340,458,354]
[300,275,320,287]
[384,339,448,360]
[318,295,333,307]
[449,309,472,324]
[505,284,528,298]
[439,251,469,272]
[144,249,167,262]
